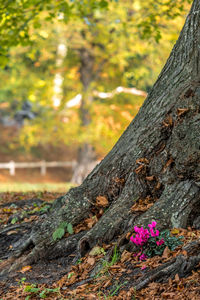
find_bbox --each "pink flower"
[141,265,147,270]
[156,239,165,246]
[139,254,147,261]
[149,228,159,237]
[148,221,157,229]
[134,226,139,232]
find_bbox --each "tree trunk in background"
[72,143,97,185]
[2,0,200,282]
[52,14,67,108]
[72,47,97,184]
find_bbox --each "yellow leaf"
[171,228,180,235]
[20,265,32,273]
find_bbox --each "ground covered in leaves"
[0,192,200,299]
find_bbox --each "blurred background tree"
[0,0,191,183]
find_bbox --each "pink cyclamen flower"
[150,228,159,237]
[148,221,157,229]
[134,226,140,233]
[141,265,147,270]
[131,228,150,246]
[139,254,147,261]
[156,239,165,246]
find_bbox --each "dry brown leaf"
[85,216,97,229]
[136,158,149,164]
[162,246,171,259]
[19,265,32,273]
[125,232,131,240]
[168,277,173,286]
[96,196,109,207]
[182,250,188,256]
[103,280,111,288]
[155,181,161,190]
[177,108,189,117]
[7,230,18,235]
[74,224,87,234]
[175,273,180,283]
[163,157,174,172]
[88,294,98,299]
[114,177,125,184]
[162,292,176,297]
[146,175,155,181]
[121,250,132,263]
[109,265,121,269]
[156,143,166,154]
[135,164,145,174]
[163,115,173,127]
[87,257,95,266]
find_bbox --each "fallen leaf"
[135,164,145,174]
[175,273,180,283]
[96,196,109,207]
[163,157,174,172]
[103,280,111,288]
[87,257,95,266]
[136,158,149,164]
[85,216,97,228]
[114,177,125,184]
[20,265,32,273]
[171,228,180,235]
[177,108,189,117]
[155,181,161,190]
[121,250,132,263]
[162,115,173,127]
[146,175,155,181]
[7,230,18,235]
[125,232,131,240]
[156,143,166,154]
[88,294,98,299]
[182,250,188,256]
[162,246,171,259]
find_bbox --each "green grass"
[0,182,74,192]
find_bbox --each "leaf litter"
[0,192,199,299]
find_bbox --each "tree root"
[134,252,200,290]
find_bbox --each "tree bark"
[1,0,200,279]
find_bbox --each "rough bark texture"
[0,0,200,284]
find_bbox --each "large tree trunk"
[1,0,200,282]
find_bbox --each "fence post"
[41,160,46,176]
[9,160,15,176]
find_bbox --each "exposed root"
[134,253,200,290]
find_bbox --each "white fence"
[0,160,77,176]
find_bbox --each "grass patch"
[0,182,74,192]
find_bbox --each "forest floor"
[0,192,199,299]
